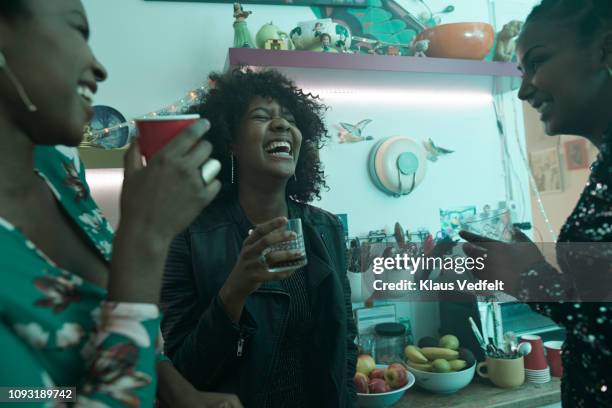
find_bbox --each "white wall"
[82,0,540,340]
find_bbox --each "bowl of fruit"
[405,335,476,394]
[354,355,415,408]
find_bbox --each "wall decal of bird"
[337,119,375,143]
[423,137,454,162]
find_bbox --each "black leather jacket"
[160,196,357,407]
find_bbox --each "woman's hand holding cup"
[109,118,222,303]
[219,217,306,320]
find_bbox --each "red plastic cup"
[521,334,548,370]
[544,341,563,377]
[136,114,201,161]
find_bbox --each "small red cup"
[544,341,563,378]
[136,114,201,161]
[520,334,548,370]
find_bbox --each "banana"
[404,345,428,364]
[420,347,459,361]
[449,359,467,371]
[407,361,433,372]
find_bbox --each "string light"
[83,83,208,146]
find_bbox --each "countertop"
[397,377,561,408]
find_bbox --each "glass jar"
[374,322,406,364]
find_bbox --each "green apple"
[439,334,460,350]
[432,359,452,373]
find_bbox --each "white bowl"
[407,362,475,394]
[357,365,416,408]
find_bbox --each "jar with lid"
[374,322,406,364]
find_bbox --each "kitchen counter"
[397,377,561,408]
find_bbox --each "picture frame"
[529,147,563,193]
[563,139,589,170]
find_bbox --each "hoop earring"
[0,51,37,112]
[230,154,235,184]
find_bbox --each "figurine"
[313,21,324,38]
[386,45,401,56]
[422,138,454,162]
[411,39,430,57]
[493,20,523,62]
[337,119,374,144]
[232,3,255,48]
[320,33,333,52]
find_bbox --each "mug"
[289,19,351,51]
[477,356,525,388]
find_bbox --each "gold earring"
[0,51,37,112]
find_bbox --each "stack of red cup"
[521,334,551,383]
[544,341,564,378]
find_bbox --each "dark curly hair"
[192,68,329,203]
[0,0,29,18]
[525,0,612,42]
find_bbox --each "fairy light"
[85,84,208,143]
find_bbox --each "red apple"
[368,378,391,394]
[369,368,385,380]
[384,363,408,389]
[354,372,369,394]
[356,354,376,376]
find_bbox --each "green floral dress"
[0,146,160,407]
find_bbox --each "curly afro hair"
[192,68,329,203]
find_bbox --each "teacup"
[289,19,351,51]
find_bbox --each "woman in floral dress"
[0,1,238,407]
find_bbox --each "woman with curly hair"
[160,69,357,408]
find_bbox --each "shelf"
[78,147,126,169]
[226,48,522,95]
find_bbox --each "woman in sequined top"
[461,1,611,407]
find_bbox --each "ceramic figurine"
[232,3,255,48]
[264,39,285,50]
[255,22,293,50]
[422,137,454,162]
[411,39,430,57]
[493,20,523,62]
[320,33,336,52]
[386,45,401,56]
[337,119,374,143]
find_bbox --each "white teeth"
[77,85,94,104]
[269,151,292,158]
[264,141,292,154]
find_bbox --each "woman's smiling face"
[516,20,612,137]
[233,96,302,182]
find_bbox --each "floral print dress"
[0,146,160,407]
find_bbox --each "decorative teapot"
[289,18,351,51]
[255,22,294,50]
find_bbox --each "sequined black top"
[519,135,612,407]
